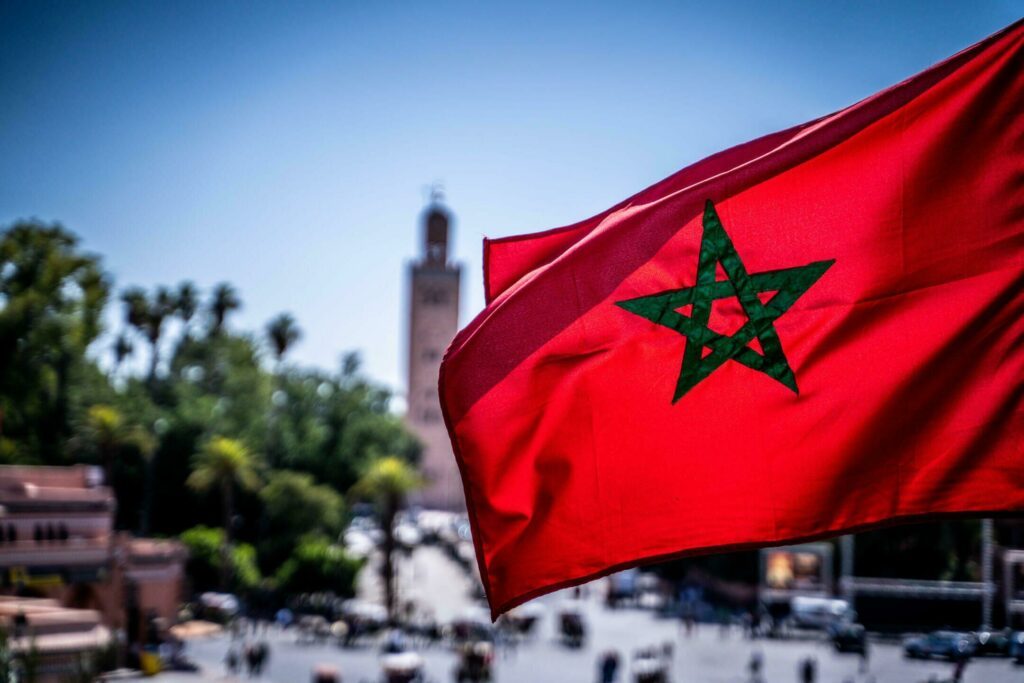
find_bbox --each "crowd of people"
[224,638,272,678]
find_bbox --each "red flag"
[441,20,1024,619]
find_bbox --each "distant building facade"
[406,200,463,509]
[0,465,186,644]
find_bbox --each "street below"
[135,547,1023,683]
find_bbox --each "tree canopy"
[0,218,422,598]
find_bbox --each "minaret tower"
[406,191,463,509]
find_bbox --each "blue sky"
[1,1,1019,398]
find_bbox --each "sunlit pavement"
[135,547,1023,682]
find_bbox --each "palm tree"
[121,287,149,332]
[120,286,175,383]
[266,313,301,364]
[209,283,241,336]
[176,281,199,334]
[352,457,422,623]
[79,405,154,518]
[82,404,125,488]
[186,436,260,588]
[264,313,301,465]
[112,334,133,373]
[145,286,175,382]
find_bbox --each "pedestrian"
[799,656,816,683]
[952,656,967,683]
[244,642,257,678]
[748,650,764,683]
[858,638,870,674]
[597,650,620,683]
[225,645,239,677]
[254,640,270,677]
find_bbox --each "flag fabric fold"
[441,19,1024,619]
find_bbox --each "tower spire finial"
[430,181,445,205]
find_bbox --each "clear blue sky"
[1,1,1019,397]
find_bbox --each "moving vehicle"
[450,607,494,644]
[381,652,424,683]
[380,630,424,683]
[454,641,493,682]
[903,631,974,660]
[313,664,341,683]
[829,622,867,654]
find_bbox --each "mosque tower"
[405,192,463,509]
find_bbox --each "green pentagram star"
[616,200,835,402]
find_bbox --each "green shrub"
[179,525,261,593]
[275,536,362,597]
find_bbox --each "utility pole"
[839,534,854,600]
[982,518,994,629]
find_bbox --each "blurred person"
[798,656,816,683]
[255,640,270,677]
[244,642,257,678]
[598,650,620,683]
[952,656,967,683]
[225,645,240,677]
[747,650,764,683]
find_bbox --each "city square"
[131,547,1024,683]
[1,3,1023,682]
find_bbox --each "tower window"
[421,288,449,305]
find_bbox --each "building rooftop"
[0,464,112,508]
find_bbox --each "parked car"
[971,629,1012,657]
[631,647,669,683]
[1010,631,1024,663]
[380,630,424,683]
[903,631,974,660]
[296,615,332,644]
[829,622,867,654]
[789,596,854,631]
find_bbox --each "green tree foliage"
[275,536,362,597]
[179,525,261,593]
[268,366,419,490]
[266,313,301,363]
[187,436,261,589]
[175,281,199,332]
[208,282,241,336]
[352,456,422,622]
[120,285,177,384]
[0,222,109,462]
[258,470,343,571]
[72,403,156,531]
[187,436,261,539]
[170,333,272,448]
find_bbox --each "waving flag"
[441,19,1024,618]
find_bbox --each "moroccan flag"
[440,19,1024,618]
